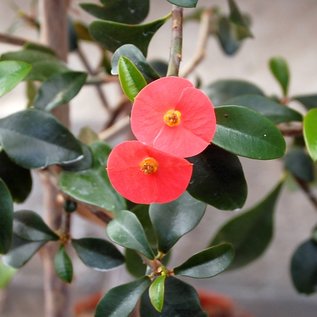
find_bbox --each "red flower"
[130,76,216,158]
[106,141,193,204]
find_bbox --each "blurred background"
[0,0,317,316]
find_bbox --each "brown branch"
[105,96,131,128]
[294,176,317,211]
[278,122,303,137]
[98,115,130,141]
[0,32,32,46]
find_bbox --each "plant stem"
[0,32,32,46]
[294,176,317,211]
[167,5,183,77]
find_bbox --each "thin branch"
[0,32,32,46]
[105,96,131,128]
[167,5,183,76]
[98,115,130,141]
[294,176,317,211]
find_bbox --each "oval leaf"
[174,243,234,278]
[54,245,73,283]
[149,192,206,253]
[149,275,166,312]
[187,144,247,210]
[304,108,317,161]
[213,105,286,159]
[72,237,124,271]
[269,56,290,97]
[167,0,198,8]
[293,94,317,110]
[107,210,155,259]
[95,277,150,317]
[125,248,146,278]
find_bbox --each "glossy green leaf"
[269,56,290,97]
[0,179,13,254]
[0,109,83,169]
[125,248,146,278]
[149,192,206,253]
[107,210,155,259]
[13,210,59,242]
[95,277,150,317]
[210,179,284,270]
[284,148,315,182]
[81,0,149,24]
[54,245,73,283]
[0,260,16,288]
[224,94,302,124]
[0,61,31,97]
[89,13,170,56]
[290,239,317,295]
[2,234,46,268]
[204,80,264,106]
[34,71,87,111]
[304,109,317,161]
[118,56,147,101]
[293,94,317,110]
[1,49,56,64]
[167,0,198,8]
[72,237,124,271]
[140,277,207,317]
[187,144,247,210]
[59,142,126,212]
[149,275,166,312]
[174,243,234,278]
[213,105,286,159]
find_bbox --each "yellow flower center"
[139,157,159,174]
[163,109,182,127]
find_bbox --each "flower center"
[139,157,159,174]
[163,109,181,127]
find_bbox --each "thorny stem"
[167,5,183,77]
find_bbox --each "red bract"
[131,76,216,158]
[106,141,193,204]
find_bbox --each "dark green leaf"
[72,237,124,271]
[1,49,56,64]
[293,94,317,110]
[304,109,317,161]
[0,260,16,288]
[269,56,290,97]
[89,14,170,56]
[68,19,78,52]
[0,179,13,254]
[54,245,73,283]
[149,60,168,77]
[204,80,264,106]
[187,144,247,210]
[59,142,126,212]
[118,56,147,101]
[174,243,234,278]
[81,0,149,24]
[149,275,166,312]
[13,210,59,242]
[34,71,87,111]
[213,105,286,159]
[95,277,150,317]
[140,277,207,317]
[149,192,206,253]
[0,61,31,97]
[125,248,146,278]
[23,43,55,56]
[290,239,317,295]
[0,109,83,169]
[167,0,198,8]
[224,94,302,124]
[210,179,284,270]
[107,210,155,259]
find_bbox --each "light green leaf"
[54,245,73,283]
[149,275,166,312]
[304,108,317,161]
[0,260,16,288]
[269,56,290,97]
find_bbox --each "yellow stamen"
[163,109,181,127]
[140,157,159,174]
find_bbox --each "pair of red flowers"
[107,77,216,204]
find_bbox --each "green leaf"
[293,94,317,110]
[284,148,315,182]
[0,61,31,97]
[13,210,59,242]
[290,239,317,295]
[125,248,146,278]
[187,144,247,210]
[269,56,290,97]
[0,109,83,169]
[54,245,73,283]
[95,277,150,317]
[304,108,317,161]
[118,56,147,101]
[72,237,124,271]
[0,179,13,254]
[213,105,286,159]
[107,210,155,259]
[210,179,284,270]
[140,277,207,317]
[224,94,302,124]
[174,243,234,278]
[167,0,198,8]
[149,275,166,312]
[149,192,206,253]
[2,234,46,268]
[0,260,16,288]
[89,13,170,56]
[204,79,264,106]
[81,0,149,24]
[34,71,87,111]
[59,142,126,212]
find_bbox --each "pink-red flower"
[130,76,216,158]
[106,141,193,204]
